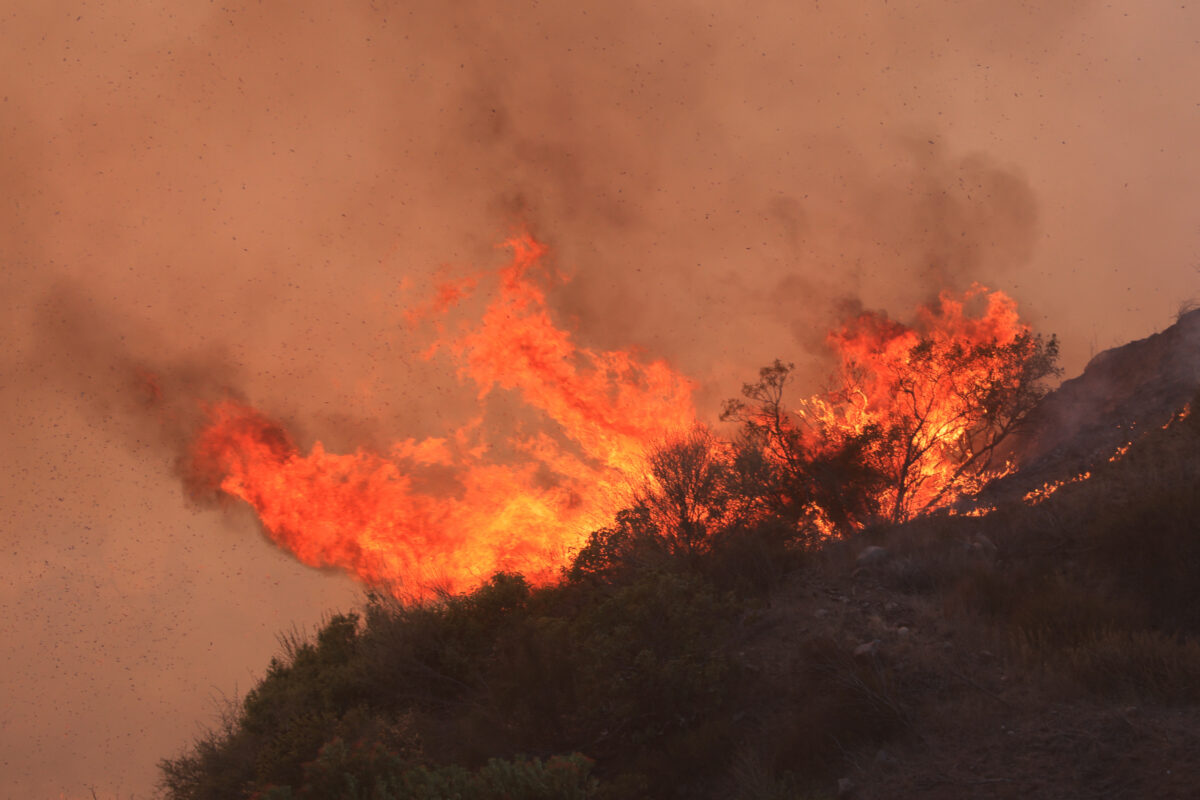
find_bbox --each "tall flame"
[797,286,1038,524]
[183,235,1053,593]
[187,235,696,597]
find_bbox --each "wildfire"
[796,286,1049,524]
[1023,469,1093,506]
[186,235,696,597]
[180,234,1059,594]
[1022,402,1193,506]
[1166,403,1193,427]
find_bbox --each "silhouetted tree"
[720,360,886,532]
[852,331,1061,522]
[638,426,744,555]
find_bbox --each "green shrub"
[159,712,258,800]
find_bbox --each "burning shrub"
[178,234,1062,597]
[724,288,1061,531]
[722,359,887,532]
[567,429,808,594]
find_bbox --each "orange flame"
[803,286,1037,523]
[186,235,695,597]
[1022,402,1193,506]
[182,237,1058,590]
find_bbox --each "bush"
[480,568,744,795]
[566,506,665,583]
[160,613,370,800]
[258,743,598,800]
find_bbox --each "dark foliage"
[902,392,1200,702]
[161,373,1200,800]
[161,562,748,799]
[720,360,887,531]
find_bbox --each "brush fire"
[181,234,1063,597]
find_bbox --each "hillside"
[999,306,1200,489]
[159,314,1200,800]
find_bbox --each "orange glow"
[1166,403,1192,428]
[953,505,997,518]
[186,235,696,597]
[184,242,1058,591]
[1023,470,1093,505]
[1023,403,1193,506]
[802,285,1037,523]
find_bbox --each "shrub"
[566,506,664,583]
[258,743,598,800]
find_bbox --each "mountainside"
[157,317,1200,800]
[1010,306,1200,475]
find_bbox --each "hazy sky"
[2,1,1198,796]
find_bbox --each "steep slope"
[1010,307,1200,474]
[158,314,1200,800]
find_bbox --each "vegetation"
[160,351,1200,798]
[721,329,1060,530]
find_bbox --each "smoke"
[27,285,243,430]
[4,0,1198,796]
[3,0,1064,422]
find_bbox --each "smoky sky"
[2,1,1199,796]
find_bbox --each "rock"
[837,777,856,797]
[854,639,881,658]
[814,608,830,619]
[856,545,889,567]
[897,626,910,636]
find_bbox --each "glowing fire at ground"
[1022,404,1193,506]
[188,235,696,597]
